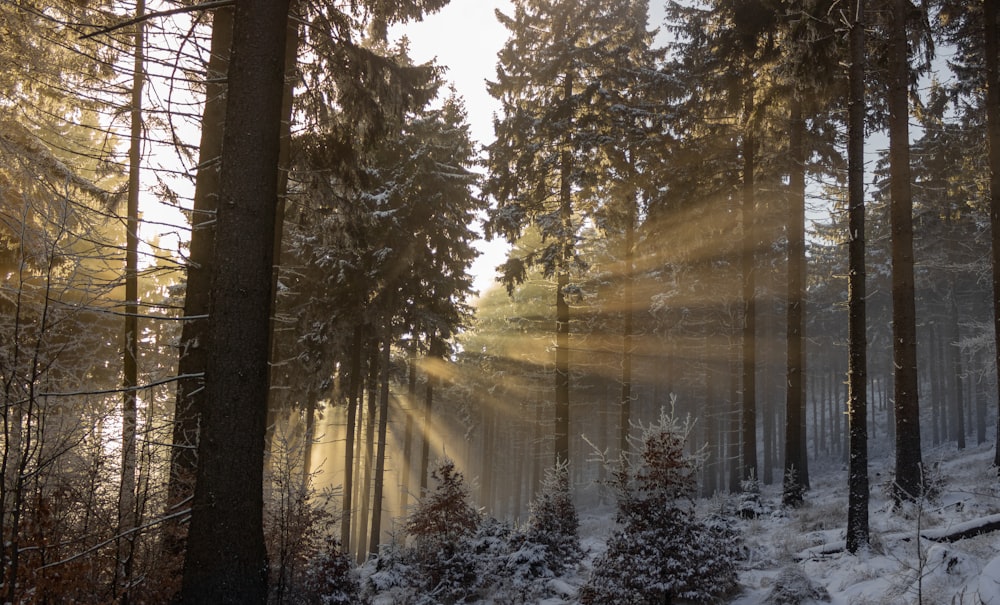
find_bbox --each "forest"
[3,0,1000,603]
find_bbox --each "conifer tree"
[580,410,740,604]
[486,0,663,468]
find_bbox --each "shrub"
[579,409,741,604]
[525,461,582,571]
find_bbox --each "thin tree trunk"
[783,97,807,505]
[984,0,1000,472]
[356,344,378,563]
[369,333,392,557]
[619,185,635,460]
[741,79,758,484]
[728,333,741,492]
[340,326,363,549]
[419,336,441,494]
[399,342,417,514]
[118,2,143,599]
[889,0,923,503]
[948,283,966,450]
[167,4,232,526]
[846,0,870,553]
[179,0,290,600]
[264,3,301,480]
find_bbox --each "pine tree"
[404,460,482,603]
[580,409,740,604]
[525,462,582,570]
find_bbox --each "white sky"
[394,0,513,148]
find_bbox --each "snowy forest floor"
[539,442,1000,604]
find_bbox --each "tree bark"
[984,0,1000,472]
[783,97,807,505]
[846,0,870,554]
[740,79,758,484]
[340,325,363,549]
[179,0,290,601]
[419,336,441,493]
[168,4,232,521]
[888,0,923,503]
[356,343,378,562]
[368,333,392,557]
[118,1,143,599]
[619,184,635,460]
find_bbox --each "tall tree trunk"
[728,332,741,492]
[948,282,966,450]
[984,0,1000,472]
[369,333,392,557]
[399,342,417,514]
[783,97,807,506]
[420,336,442,493]
[619,184,636,460]
[264,4,301,481]
[741,80,758,484]
[179,1,290,601]
[118,2,143,599]
[555,152,572,468]
[889,0,923,503]
[357,344,378,563]
[340,326,363,549]
[168,4,232,524]
[846,0,870,554]
[554,68,574,469]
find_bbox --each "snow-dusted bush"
[299,537,360,605]
[404,459,483,604]
[525,461,583,571]
[738,471,768,519]
[765,565,830,604]
[579,409,741,604]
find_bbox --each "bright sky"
[395,0,513,148]
[393,0,515,298]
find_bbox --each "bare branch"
[80,0,235,40]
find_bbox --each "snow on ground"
[526,442,1000,604]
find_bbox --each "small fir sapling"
[300,537,359,605]
[579,409,741,605]
[525,461,583,570]
[738,471,768,519]
[404,459,483,603]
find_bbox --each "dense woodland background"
[3,0,1000,602]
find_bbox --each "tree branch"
[80,0,235,40]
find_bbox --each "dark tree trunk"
[369,334,392,557]
[357,344,378,562]
[740,80,758,484]
[948,283,966,450]
[846,0,870,554]
[984,0,1000,472]
[783,97,807,506]
[399,342,417,514]
[619,186,635,460]
[889,0,923,503]
[179,0,290,601]
[340,326,363,549]
[420,336,442,493]
[728,334,741,492]
[118,3,143,600]
[555,145,572,468]
[167,4,232,520]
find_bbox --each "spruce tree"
[580,410,740,604]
